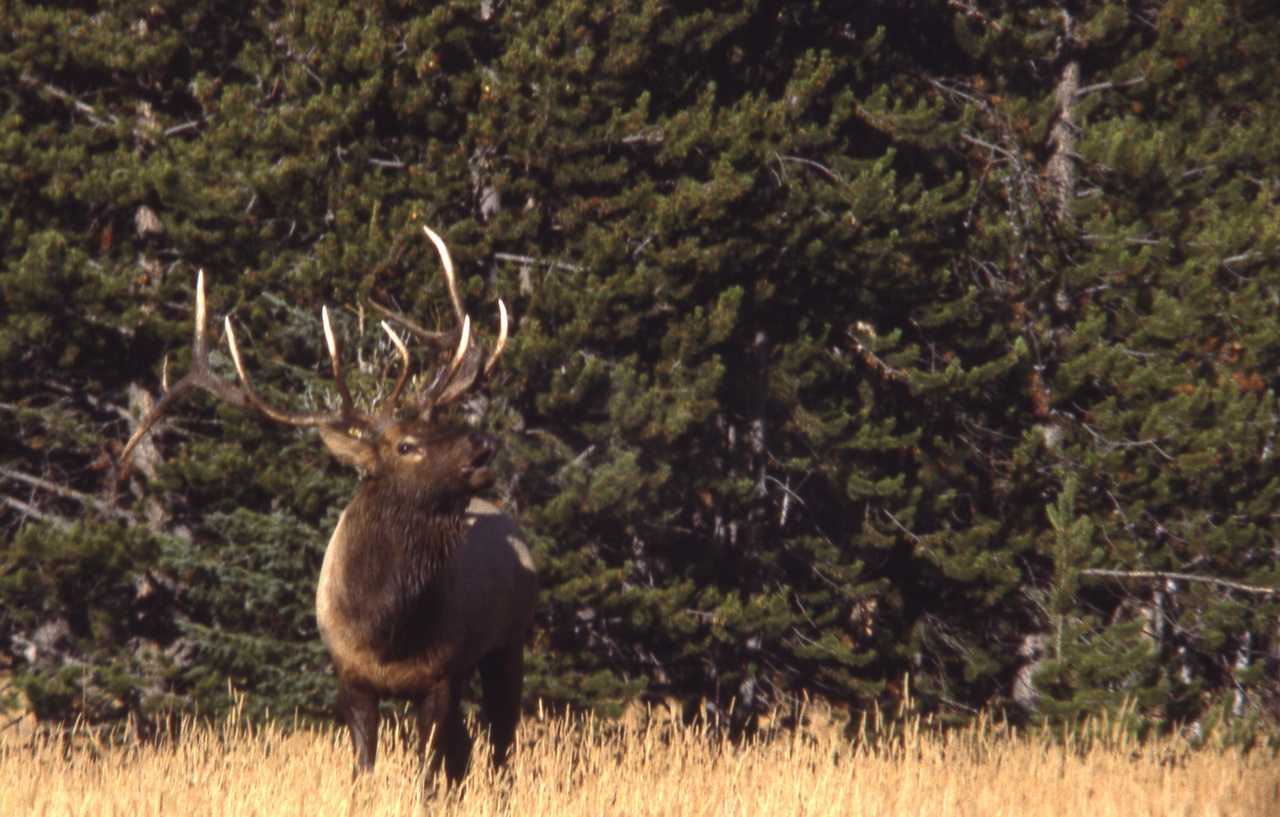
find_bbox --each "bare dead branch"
[493,252,584,273]
[776,154,845,185]
[1082,568,1279,597]
[2,494,72,530]
[19,72,120,128]
[0,466,138,524]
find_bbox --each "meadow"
[3,702,1275,817]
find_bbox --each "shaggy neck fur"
[338,476,471,659]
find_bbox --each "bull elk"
[121,227,538,787]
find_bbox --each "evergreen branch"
[946,0,1004,31]
[846,326,902,379]
[1081,568,1279,597]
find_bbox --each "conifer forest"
[3,0,1279,740]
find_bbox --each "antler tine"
[121,272,402,468]
[380,321,412,409]
[223,315,366,429]
[192,268,208,356]
[422,225,466,328]
[425,315,470,400]
[484,299,508,378]
[364,227,509,417]
[322,306,359,417]
[366,300,456,352]
[121,270,251,464]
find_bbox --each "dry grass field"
[3,702,1276,817]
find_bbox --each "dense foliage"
[3,0,1278,737]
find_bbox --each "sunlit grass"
[3,702,1275,816]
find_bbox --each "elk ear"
[318,426,379,473]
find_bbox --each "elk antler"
[120,270,250,463]
[120,226,506,463]
[221,307,373,430]
[371,226,508,418]
[121,274,379,464]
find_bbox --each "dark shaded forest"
[3,0,1279,740]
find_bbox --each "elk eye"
[396,442,414,456]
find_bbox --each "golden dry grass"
[2,704,1275,817]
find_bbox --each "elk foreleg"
[416,680,472,787]
[338,680,381,774]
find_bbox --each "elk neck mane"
[338,474,471,658]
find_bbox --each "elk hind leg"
[479,645,524,771]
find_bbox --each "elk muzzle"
[463,430,497,490]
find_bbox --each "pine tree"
[1031,476,1165,725]
[913,0,1280,727]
